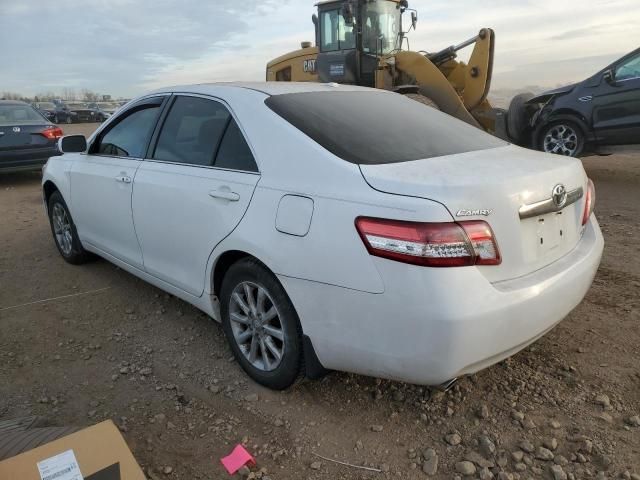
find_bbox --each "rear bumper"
[0,148,59,173]
[280,216,604,385]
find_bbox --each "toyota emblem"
[552,184,568,208]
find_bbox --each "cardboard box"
[0,421,145,480]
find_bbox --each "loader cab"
[315,0,405,87]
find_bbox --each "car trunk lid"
[0,125,54,151]
[359,145,588,283]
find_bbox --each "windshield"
[37,102,55,109]
[67,103,87,109]
[362,1,401,55]
[320,9,356,52]
[0,104,46,126]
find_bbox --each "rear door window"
[152,95,258,172]
[265,91,507,164]
[153,96,230,167]
[214,120,258,172]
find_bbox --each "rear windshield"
[265,91,506,164]
[0,104,46,126]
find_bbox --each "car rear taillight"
[41,126,64,140]
[355,217,501,267]
[582,178,595,226]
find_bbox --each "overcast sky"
[1,0,639,98]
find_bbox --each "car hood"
[527,83,578,104]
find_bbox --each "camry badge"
[552,184,568,208]
[456,208,493,217]
[12,126,20,133]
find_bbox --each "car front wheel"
[220,258,303,390]
[48,191,91,265]
[539,121,584,157]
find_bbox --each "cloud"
[0,0,285,96]
[1,0,639,97]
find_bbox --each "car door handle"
[115,175,132,184]
[209,189,240,202]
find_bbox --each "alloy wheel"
[228,281,285,372]
[542,124,579,156]
[52,203,73,256]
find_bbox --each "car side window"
[616,54,640,81]
[214,119,258,172]
[153,96,231,167]
[93,104,161,158]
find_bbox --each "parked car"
[33,102,57,122]
[42,83,603,390]
[33,102,73,124]
[87,102,119,122]
[0,100,63,173]
[64,102,99,123]
[508,47,640,156]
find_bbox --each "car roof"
[150,81,384,97]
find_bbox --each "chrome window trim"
[519,187,583,220]
[142,157,261,176]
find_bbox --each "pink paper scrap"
[221,444,256,474]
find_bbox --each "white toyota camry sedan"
[42,82,604,390]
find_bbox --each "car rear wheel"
[48,191,91,265]
[220,258,303,390]
[540,121,584,157]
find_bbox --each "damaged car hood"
[527,83,578,104]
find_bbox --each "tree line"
[1,89,123,103]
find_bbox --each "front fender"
[41,155,76,215]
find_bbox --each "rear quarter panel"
[203,89,453,294]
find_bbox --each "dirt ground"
[1,123,638,480]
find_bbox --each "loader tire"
[507,92,535,145]
[404,93,440,110]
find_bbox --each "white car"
[42,82,603,390]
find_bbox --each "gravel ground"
[1,124,639,479]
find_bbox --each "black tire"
[507,92,534,144]
[538,120,585,157]
[404,93,440,110]
[47,191,91,265]
[220,258,303,390]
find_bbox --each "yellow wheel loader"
[266,0,508,137]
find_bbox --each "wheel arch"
[537,109,590,137]
[210,248,329,380]
[42,180,60,212]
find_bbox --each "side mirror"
[58,135,87,154]
[603,69,616,85]
[411,11,418,30]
